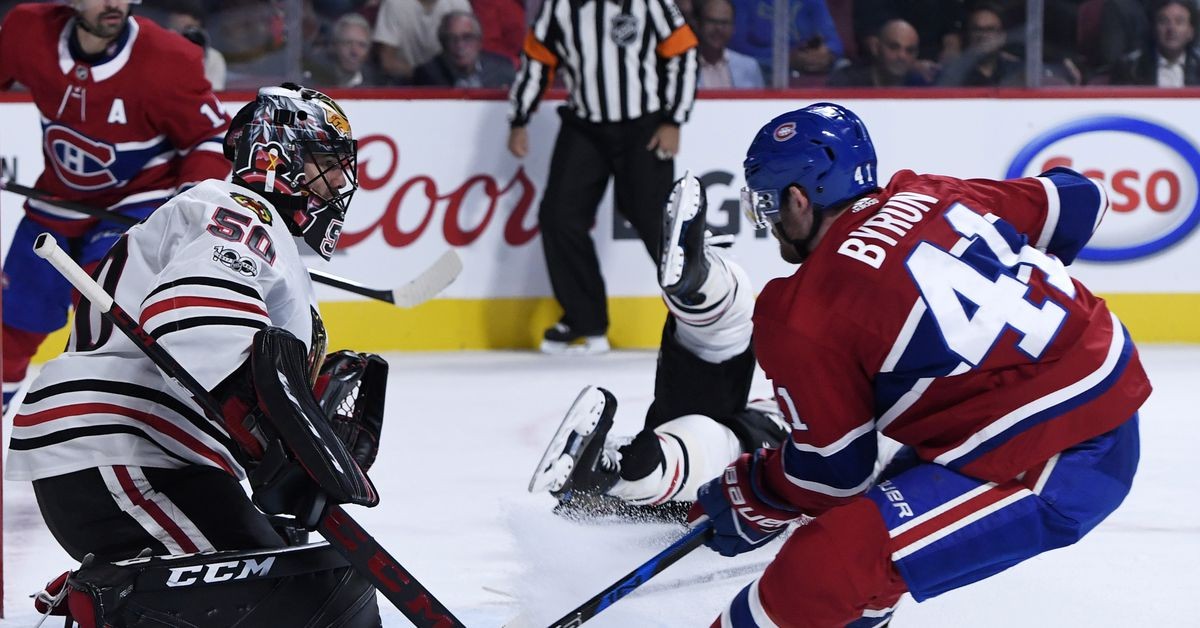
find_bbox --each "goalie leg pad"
[47,543,381,628]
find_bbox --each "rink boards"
[2,92,1199,354]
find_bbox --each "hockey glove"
[248,328,379,530]
[687,449,803,557]
[313,350,388,472]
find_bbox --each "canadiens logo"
[773,122,797,142]
[44,125,118,190]
[229,193,273,225]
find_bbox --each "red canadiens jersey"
[753,168,1152,516]
[0,4,231,234]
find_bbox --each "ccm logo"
[165,557,276,587]
[1008,116,1200,261]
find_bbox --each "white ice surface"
[2,346,1198,627]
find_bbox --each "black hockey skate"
[659,173,711,304]
[529,386,620,500]
[540,322,610,355]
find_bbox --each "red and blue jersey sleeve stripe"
[1035,167,1109,265]
[773,421,878,512]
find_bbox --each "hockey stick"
[508,521,713,628]
[0,176,461,307]
[308,250,461,307]
[32,233,467,628]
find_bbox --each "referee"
[508,0,699,354]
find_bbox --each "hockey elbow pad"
[250,327,379,509]
[314,349,388,472]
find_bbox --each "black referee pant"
[538,107,674,336]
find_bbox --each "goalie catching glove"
[314,349,388,472]
[221,327,388,528]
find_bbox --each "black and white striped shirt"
[508,0,699,127]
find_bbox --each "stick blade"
[391,249,462,308]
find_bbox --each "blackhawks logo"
[230,192,274,224]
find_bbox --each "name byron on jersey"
[752,168,1152,517]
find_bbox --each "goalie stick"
[0,174,460,307]
[32,233,467,628]
[506,521,713,628]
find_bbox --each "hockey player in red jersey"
[9,84,385,627]
[684,103,1151,626]
[0,0,231,411]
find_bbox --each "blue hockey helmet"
[741,103,878,230]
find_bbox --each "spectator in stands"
[853,0,966,64]
[373,0,472,83]
[412,10,515,87]
[1111,0,1200,86]
[1097,0,1152,73]
[306,13,383,87]
[676,0,698,27]
[727,0,844,76]
[470,0,525,67]
[937,2,1023,86]
[696,0,765,88]
[165,0,228,89]
[828,18,931,86]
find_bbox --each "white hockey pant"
[664,249,754,364]
[609,414,742,505]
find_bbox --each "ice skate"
[529,386,620,498]
[659,172,710,302]
[539,323,611,355]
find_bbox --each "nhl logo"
[74,65,89,81]
[611,14,640,47]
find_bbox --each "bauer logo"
[1007,116,1200,261]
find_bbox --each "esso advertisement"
[1007,116,1200,261]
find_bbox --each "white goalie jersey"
[6,180,321,482]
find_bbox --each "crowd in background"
[0,0,1197,90]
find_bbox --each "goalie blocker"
[246,328,384,529]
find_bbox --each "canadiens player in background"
[676,103,1151,626]
[0,0,231,411]
[6,84,386,626]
